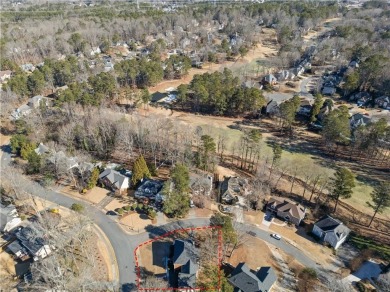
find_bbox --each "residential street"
[1,147,317,291]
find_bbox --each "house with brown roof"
[266,196,306,225]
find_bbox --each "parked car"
[270,233,281,240]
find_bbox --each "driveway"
[1,147,319,291]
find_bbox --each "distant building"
[34,143,51,156]
[27,95,49,109]
[350,113,371,129]
[0,70,12,83]
[262,74,277,85]
[10,104,32,120]
[228,263,277,292]
[312,215,350,249]
[0,204,22,233]
[20,63,35,72]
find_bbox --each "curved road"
[1,148,317,291]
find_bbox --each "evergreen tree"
[198,135,216,171]
[171,164,190,194]
[367,182,390,227]
[26,151,41,174]
[310,94,324,122]
[330,168,355,212]
[131,155,151,186]
[87,168,100,190]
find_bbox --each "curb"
[93,224,120,283]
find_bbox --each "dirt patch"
[228,237,278,271]
[104,198,127,211]
[244,210,265,226]
[139,239,171,275]
[0,133,11,146]
[215,165,237,179]
[120,212,153,233]
[84,187,110,204]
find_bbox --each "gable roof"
[15,226,48,256]
[172,239,199,288]
[228,263,277,292]
[314,215,350,239]
[99,168,129,190]
[267,196,305,220]
[134,179,163,199]
[221,176,247,201]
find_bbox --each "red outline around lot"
[134,226,222,291]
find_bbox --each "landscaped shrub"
[71,203,84,212]
[132,203,137,210]
[148,209,157,219]
[124,205,131,212]
[137,203,144,210]
[355,281,367,292]
[117,208,124,215]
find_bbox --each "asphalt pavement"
[1,146,317,291]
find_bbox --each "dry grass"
[228,237,278,271]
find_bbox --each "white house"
[8,226,52,261]
[0,204,22,233]
[312,215,350,249]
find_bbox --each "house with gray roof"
[312,215,350,249]
[220,176,249,205]
[189,172,213,197]
[8,226,52,261]
[266,196,306,225]
[27,95,49,109]
[350,113,371,129]
[228,263,277,292]
[134,179,163,201]
[34,143,51,156]
[0,204,22,233]
[99,168,130,195]
[170,239,199,289]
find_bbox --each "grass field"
[202,124,389,217]
[349,233,390,261]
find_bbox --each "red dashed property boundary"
[134,226,223,291]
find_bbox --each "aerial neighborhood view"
[1,0,390,291]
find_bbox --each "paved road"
[1,147,317,291]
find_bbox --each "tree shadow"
[120,283,137,292]
[1,144,12,154]
[152,241,171,268]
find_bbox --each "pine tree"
[367,182,390,227]
[331,168,355,212]
[131,155,151,186]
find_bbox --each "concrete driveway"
[343,260,383,285]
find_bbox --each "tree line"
[176,68,266,116]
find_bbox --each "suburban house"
[170,239,199,289]
[47,151,79,170]
[0,204,22,233]
[276,69,296,81]
[264,100,280,116]
[298,99,312,117]
[34,143,51,156]
[312,215,350,249]
[375,96,390,110]
[262,74,277,85]
[90,46,101,56]
[350,113,371,129]
[134,179,164,201]
[228,263,277,292]
[0,70,12,83]
[27,95,49,108]
[20,63,35,72]
[266,196,306,225]
[10,104,32,120]
[220,176,249,205]
[98,168,130,195]
[7,226,52,261]
[189,172,213,197]
[322,86,336,96]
